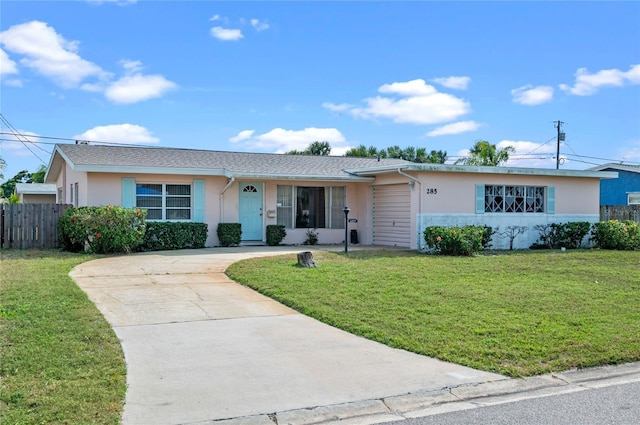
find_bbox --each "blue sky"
[1,0,639,181]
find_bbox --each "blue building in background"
[589,164,640,206]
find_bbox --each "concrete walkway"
[70,247,507,425]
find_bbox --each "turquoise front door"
[239,182,263,241]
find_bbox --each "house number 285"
[426,188,438,194]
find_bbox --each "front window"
[629,193,640,205]
[136,183,191,220]
[277,185,346,229]
[485,185,545,213]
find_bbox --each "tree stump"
[297,251,317,268]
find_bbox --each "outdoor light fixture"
[343,206,350,253]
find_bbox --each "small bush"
[58,206,146,253]
[591,220,640,250]
[304,228,319,245]
[424,225,484,256]
[266,224,287,246]
[481,226,494,249]
[140,222,208,251]
[217,223,242,247]
[532,222,591,249]
[551,221,591,249]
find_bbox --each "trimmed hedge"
[58,206,146,253]
[266,224,287,246]
[217,223,242,247]
[139,222,208,251]
[424,225,485,256]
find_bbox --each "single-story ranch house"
[45,144,617,250]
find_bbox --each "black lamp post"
[343,206,350,253]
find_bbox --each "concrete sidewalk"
[70,247,509,425]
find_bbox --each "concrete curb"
[202,362,640,425]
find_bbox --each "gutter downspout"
[397,169,422,250]
[220,176,235,222]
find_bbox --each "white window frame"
[628,192,640,205]
[136,183,192,221]
[276,185,346,229]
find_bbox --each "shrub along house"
[45,143,617,250]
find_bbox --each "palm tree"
[455,140,514,166]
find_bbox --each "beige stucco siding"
[414,172,600,215]
[19,194,57,204]
[261,180,368,246]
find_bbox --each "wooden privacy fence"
[600,205,640,223]
[1,204,72,249]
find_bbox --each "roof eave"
[348,163,619,179]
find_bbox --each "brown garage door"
[373,184,411,247]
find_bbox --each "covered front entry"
[372,184,411,247]
[239,182,263,241]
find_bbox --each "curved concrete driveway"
[70,247,506,425]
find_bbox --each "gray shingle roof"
[55,144,412,179]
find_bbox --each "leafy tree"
[455,140,514,166]
[0,165,46,198]
[424,150,448,164]
[308,141,331,156]
[345,144,447,164]
[287,141,331,156]
[31,165,46,183]
[345,145,383,158]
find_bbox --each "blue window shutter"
[122,178,135,208]
[547,186,555,214]
[193,179,205,222]
[475,184,485,214]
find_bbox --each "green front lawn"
[227,249,640,377]
[0,251,126,425]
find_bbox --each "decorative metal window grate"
[485,185,545,213]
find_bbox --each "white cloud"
[251,19,269,31]
[0,48,18,75]
[511,84,554,105]
[378,79,437,96]
[431,76,471,90]
[210,27,243,41]
[3,79,22,87]
[104,73,177,104]
[100,60,176,104]
[499,140,560,168]
[230,127,349,153]
[0,21,110,88]
[74,124,159,144]
[322,102,354,112]
[229,130,255,143]
[559,64,640,96]
[426,120,482,137]
[328,79,471,125]
[120,59,143,74]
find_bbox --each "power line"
[0,114,48,164]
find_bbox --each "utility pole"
[554,120,565,169]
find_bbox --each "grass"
[226,249,640,377]
[0,250,126,425]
